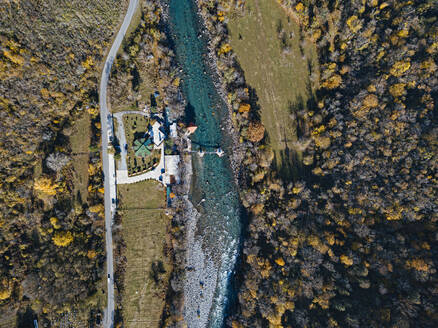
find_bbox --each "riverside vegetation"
[0,0,127,326]
[195,0,437,327]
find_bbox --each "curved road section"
[99,0,138,327]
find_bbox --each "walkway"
[113,111,165,185]
[116,145,165,184]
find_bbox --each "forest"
[0,0,437,327]
[194,0,438,327]
[0,0,126,326]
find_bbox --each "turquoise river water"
[169,0,242,327]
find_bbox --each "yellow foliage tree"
[346,15,362,33]
[0,279,12,300]
[87,106,99,117]
[231,321,244,328]
[50,217,61,229]
[52,231,74,247]
[87,250,97,259]
[322,74,342,89]
[275,257,285,266]
[340,254,353,266]
[41,88,50,99]
[238,103,251,113]
[312,293,331,309]
[389,83,406,97]
[218,43,232,56]
[3,49,24,65]
[386,208,402,221]
[307,235,329,254]
[362,94,379,108]
[81,56,94,70]
[390,61,411,77]
[246,121,265,143]
[34,176,58,196]
[397,28,409,38]
[296,3,305,12]
[173,77,180,87]
[314,135,331,149]
[89,203,104,216]
[406,258,429,272]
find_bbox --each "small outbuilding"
[186,124,198,136]
[169,122,178,138]
[163,155,180,185]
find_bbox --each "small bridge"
[183,147,224,157]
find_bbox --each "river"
[168,0,242,327]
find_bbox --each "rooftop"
[133,137,153,157]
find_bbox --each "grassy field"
[111,78,156,114]
[117,180,170,328]
[111,77,156,114]
[0,310,16,328]
[70,111,91,202]
[228,0,318,178]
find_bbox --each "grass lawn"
[69,111,91,202]
[228,0,318,178]
[0,310,16,328]
[123,114,161,176]
[117,180,170,328]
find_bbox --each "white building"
[169,122,178,138]
[152,121,165,147]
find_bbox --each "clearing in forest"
[228,0,318,178]
[122,114,161,176]
[70,111,91,202]
[117,180,171,328]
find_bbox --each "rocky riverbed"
[165,0,244,326]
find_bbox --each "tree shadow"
[150,93,157,108]
[247,86,262,122]
[183,102,196,125]
[274,89,317,182]
[274,148,304,182]
[272,96,303,182]
[131,65,140,92]
[16,307,36,328]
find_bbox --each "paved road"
[98,0,138,327]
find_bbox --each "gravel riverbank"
[160,1,246,327]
